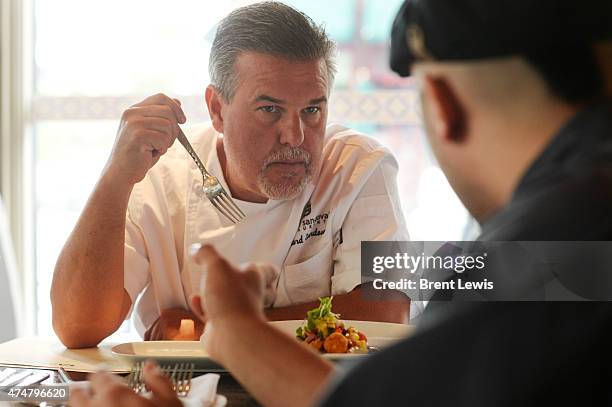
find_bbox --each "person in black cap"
[320,0,612,405]
[72,1,611,406]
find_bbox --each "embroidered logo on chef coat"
[301,201,312,219]
[291,200,329,246]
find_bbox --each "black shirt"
[480,102,612,241]
[318,102,612,407]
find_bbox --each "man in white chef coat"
[50,2,410,347]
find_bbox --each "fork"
[176,127,245,224]
[166,363,194,397]
[127,362,194,397]
[0,367,50,387]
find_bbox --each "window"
[31,0,470,337]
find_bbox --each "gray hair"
[209,1,337,101]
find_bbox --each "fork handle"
[176,127,212,178]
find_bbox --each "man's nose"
[279,113,305,147]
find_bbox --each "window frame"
[1,0,36,336]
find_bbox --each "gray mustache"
[262,147,311,168]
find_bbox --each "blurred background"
[0,0,474,341]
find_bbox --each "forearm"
[51,169,133,347]
[266,285,410,323]
[213,318,334,407]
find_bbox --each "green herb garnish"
[296,297,341,340]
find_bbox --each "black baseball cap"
[390,0,612,77]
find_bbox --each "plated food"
[112,319,412,370]
[296,297,370,354]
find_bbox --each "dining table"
[0,336,261,406]
[0,321,413,406]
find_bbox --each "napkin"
[181,373,226,407]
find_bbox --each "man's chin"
[258,176,311,201]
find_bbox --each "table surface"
[0,337,260,406]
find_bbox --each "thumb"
[192,244,232,274]
[172,98,186,124]
[189,294,207,323]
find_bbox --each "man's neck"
[216,137,269,203]
[473,103,580,223]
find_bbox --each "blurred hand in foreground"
[70,360,181,407]
[189,245,279,360]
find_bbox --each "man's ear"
[205,85,225,134]
[422,75,467,142]
[593,41,612,97]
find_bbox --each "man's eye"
[304,106,320,114]
[259,106,278,113]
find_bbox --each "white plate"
[111,341,220,371]
[111,320,414,369]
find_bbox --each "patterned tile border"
[30,90,421,125]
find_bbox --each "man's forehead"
[232,52,330,102]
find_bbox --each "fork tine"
[219,189,245,218]
[170,363,178,392]
[131,362,141,390]
[132,365,138,393]
[185,363,194,396]
[215,195,242,223]
[175,363,182,394]
[211,198,240,224]
[138,361,145,394]
[218,190,246,219]
[178,363,186,395]
[127,361,144,394]
[126,367,135,390]
[175,363,193,397]
[210,198,238,224]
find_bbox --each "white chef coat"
[124,123,409,334]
